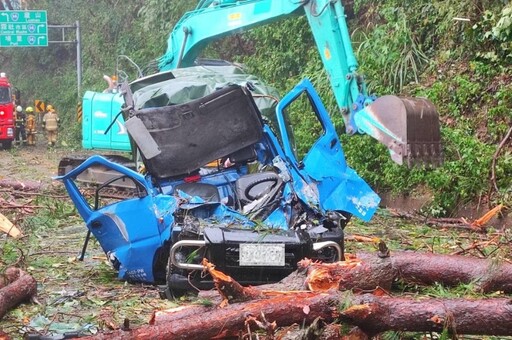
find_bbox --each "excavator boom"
[159,0,442,166]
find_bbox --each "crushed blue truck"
[56,0,442,297]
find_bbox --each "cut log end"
[0,268,37,320]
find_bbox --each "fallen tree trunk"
[0,268,37,320]
[342,294,512,337]
[85,293,337,339]
[385,251,512,293]
[83,251,512,338]
[0,179,42,192]
[264,251,512,293]
[0,267,21,289]
[85,292,512,339]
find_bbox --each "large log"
[83,251,512,338]
[0,267,20,289]
[385,251,512,293]
[0,179,42,192]
[83,292,338,340]
[341,294,512,337]
[0,268,37,320]
[265,251,512,294]
[85,292,512,339]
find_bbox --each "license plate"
[239,243,285,266]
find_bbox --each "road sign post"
[0,10,48,47]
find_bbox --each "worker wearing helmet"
[25,106,37,146]
[14,105,27,146]
[42,104,60,147]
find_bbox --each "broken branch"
[0,268,37,320]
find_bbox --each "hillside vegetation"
[1,0,510,218]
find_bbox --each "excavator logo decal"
[93,111,107,118]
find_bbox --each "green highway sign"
[0,34,47,46]
[0,10,47,23]
[0,10,48,47]
[0,22,48,35]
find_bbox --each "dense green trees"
[1,1,510,216]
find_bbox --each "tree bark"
[264,251,512,294]
[85,292,512,339]
[0,268,37,320]
[341,294,512,337]
[0,267,21,289]
[0,179,42,192]
[83,251,512,338]
[384,251,512,293]
[83,292,338,340]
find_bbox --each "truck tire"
[165,265,192,299]
[165,248,200,299]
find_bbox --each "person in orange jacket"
[42,104,60,147]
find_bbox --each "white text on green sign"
[0,11,47,23]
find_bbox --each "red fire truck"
[0,72,16,149]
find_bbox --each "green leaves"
[492,4,512,42]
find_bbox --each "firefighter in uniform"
[42,105,60,147]
[14,105,27,146]
[25,106,37,146]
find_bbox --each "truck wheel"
[165,265,191,299]
[165,249,198,299]
[3,141,12,150]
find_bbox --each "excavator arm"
[158,0,442,166]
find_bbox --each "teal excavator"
[77,0,441,170]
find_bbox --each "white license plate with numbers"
[239,243,285,266]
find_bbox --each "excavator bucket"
[355,95,443,167]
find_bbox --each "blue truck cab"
[58,66,379,297]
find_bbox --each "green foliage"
[1,0,510,217]
[241,16,317,91]
[0,241,21,265]
[472,3,512,63]
[425,128,495,215]
[354,6,429,93]
[493,4,512,40]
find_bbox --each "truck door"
[275,79,380,222]
[57,155,176,282]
